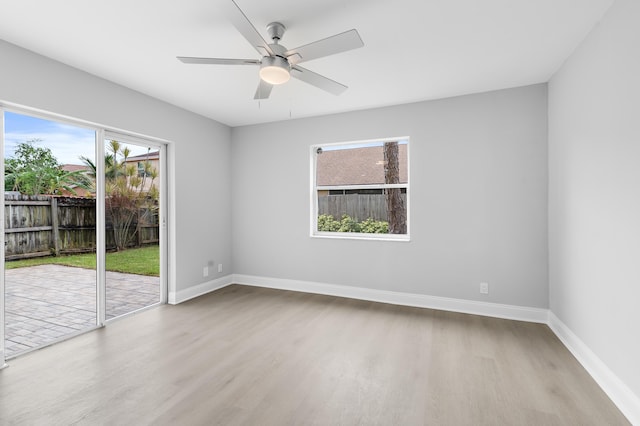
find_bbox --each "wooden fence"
[318,193,407,222]
[4,194,158,261]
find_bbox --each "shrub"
[317,214,340,232]
[317,214,388,234]
[338,214,361,232]
[360,217,389,233]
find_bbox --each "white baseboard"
[232,274,549,323]
[168,274,234,305]
[548,312,639,426]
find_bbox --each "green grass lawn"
[5,245,160,276]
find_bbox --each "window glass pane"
[316,142,408,187]
[314,139,409,237]
[104,140,161,319]
[4,111,98,357]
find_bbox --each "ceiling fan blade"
[254,79,273,100]
[228,0,274,56]
[285,29,363,65]
[177,56,260,65]
[291,66,348,95]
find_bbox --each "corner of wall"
[168,275,234,305]
[548,312,640,425]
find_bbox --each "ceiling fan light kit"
[259,55,290,85]
[177,0,364,100]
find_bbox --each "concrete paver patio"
[4,264,160,358]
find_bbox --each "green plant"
[107,142,158,251]
[317,214,389,234]
[81,141,158,251]
[359,217,389,233]
[338,214,361,232]
[4,140,91,195]
[317,214,340,232]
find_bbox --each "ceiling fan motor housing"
[266,22,286,41]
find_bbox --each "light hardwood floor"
[0,284,629,425]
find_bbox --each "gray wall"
[549,0,640,399]
[232,84,548,308]
[0,39,232,296]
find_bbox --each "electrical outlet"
[480,282,489,294]
[218,264,223,273]
[203,266,209,277]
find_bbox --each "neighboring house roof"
[317,144,408,186]
[61,164,90,173]
[59,164,92,197]
[124,151,160,162]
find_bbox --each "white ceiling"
[0,0,613,127]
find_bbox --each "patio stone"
[4,264,160,358]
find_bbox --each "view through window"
[312,138,409,240]
[103,137,161,320]
[2,110,163,359]
[3,111,98,357]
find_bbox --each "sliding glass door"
[103,135,163,320]
[1,108,166,362]
[2,110,98,358]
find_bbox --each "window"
[137,161,146,177]
[311,138,409,240]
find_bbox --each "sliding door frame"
[96,129,107,325]
[0,107,6,368]
[103,130,168,320]
[0,103,169,365]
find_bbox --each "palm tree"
[81,140,158,250]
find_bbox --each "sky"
[321,139,409,151]
[4,112,151,165]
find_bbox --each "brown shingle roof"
[317,143,408,186]
[61,164,90,172]
[125,151,160,162]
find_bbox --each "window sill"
[311,232,410,242]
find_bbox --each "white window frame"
[310,137,410,241]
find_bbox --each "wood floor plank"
[0,284,630,425]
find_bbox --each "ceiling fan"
[177,0,364,100]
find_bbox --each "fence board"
[4,194,159,260]
[318,193,406,222]
[5,226,53,233]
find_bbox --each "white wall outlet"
[218,264,223,273]
[480,282,489,294]
[203,266,209,277]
